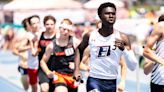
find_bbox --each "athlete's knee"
[21,75,29,90]
[23,83,29,91]
[40,83,49,92]
[54,86,68,92]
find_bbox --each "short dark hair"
[21,17,29,30]
[97,2,116,18]
[28,15,40,25]
[158,14,164,22]
[43,15,56,25]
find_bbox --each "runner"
[40,19,80,92]
[74,2,137,92]
[79,46,127,92]
[143,14,164,92]
[12,17,31,91]
[38,15,56,92]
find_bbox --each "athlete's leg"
[54,83,68,92]
[31,84,38,92]
[38,69,50,92]
[21,75,29,90]
[18,66,29,91]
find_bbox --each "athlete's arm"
[117,56,127,92]
[29,35,39,56]
[40,42,54,78]
[143,22,164,65]
[120,33,138,71]
[143,58,154,75]
[12,37,30,55]
[80,46,90,71]
[74,32,90,79]
[12,38,21,56]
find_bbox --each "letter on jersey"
[97,46,110,57]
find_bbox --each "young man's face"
[59,27,70,37]
[100,7,116,25]
[44,19,55,33]
[30,17,40,32]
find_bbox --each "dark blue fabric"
[87,77,116,92]
[18,66,28,75]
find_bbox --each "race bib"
[65,48,74,56]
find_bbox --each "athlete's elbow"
[143,47,150,58]
[143,68,151,75]
[144,70,149,75]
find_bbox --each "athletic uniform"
[18,52,28,75]
[51,36,77,92]
[87,30,123,92]
[151,39,164,92]
[38,32,55,92]
[26,32,39,85]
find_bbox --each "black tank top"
[38,32,56,68]
[51,36,75,75]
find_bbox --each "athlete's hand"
[73,69,81,81]
[115,39,125,51]
[69,62,75,69]
[46,71,55,78]
[117,80,125,92]
[31,47,39,57]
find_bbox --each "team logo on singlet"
[97,46,110,57]
[40,40,52,46]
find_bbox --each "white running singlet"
[89,30,123,79]
[151,39,164,85]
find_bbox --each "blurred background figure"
[0,28,5,49]
[3,28,15,50]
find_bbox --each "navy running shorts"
[18,66,28,75]
[87,77,116,92]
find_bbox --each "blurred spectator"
[144,10,156,19]
[0,28,5,49]
[3,28,15,50]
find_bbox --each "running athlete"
[79,46,127,92]
[38,15,56,92]
[26,15,41,92]
[40,19,80,92]
[74,2,137,92]
[143,14,164,92]
[12,17,31,91]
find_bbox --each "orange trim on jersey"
[53,72,77,88]
[54,52,65,56]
